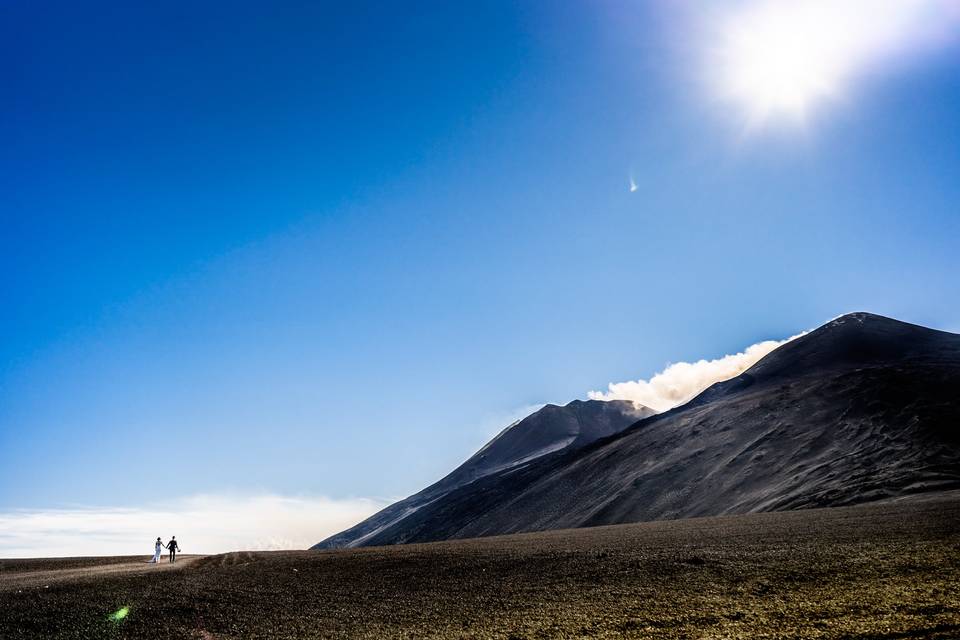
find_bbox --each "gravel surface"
[0,555,202,590]
[1,494,958,639]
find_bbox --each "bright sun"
[712,0,950,128]
[718,5,844,122]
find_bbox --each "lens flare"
[108,607,130,622]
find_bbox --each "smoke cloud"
[588,332,805,412]
[0,493,390,558]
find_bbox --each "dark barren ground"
[2,493,959,639]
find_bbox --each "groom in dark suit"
[166,536,180,563]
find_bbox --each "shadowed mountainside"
[317,312,960,547]
[314,399,652,549]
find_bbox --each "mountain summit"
[315,313,960,548]
[314,399,652,549]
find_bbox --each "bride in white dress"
[149,537,163,563]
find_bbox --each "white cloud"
[588,332,805,412]
[0,494,389,558]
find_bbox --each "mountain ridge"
[314,398,652,549]
[314,312,960,548]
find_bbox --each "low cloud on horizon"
[0,494,390,558]
[588,331,806,412]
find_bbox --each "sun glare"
[711,0,953,128]
[718,4,845,122]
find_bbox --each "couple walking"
[149,536,181,563]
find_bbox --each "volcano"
[315,312,960,548]
[315,398,652,548]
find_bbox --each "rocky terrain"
[2,493,958,639]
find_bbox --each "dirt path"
[0,555,204,591]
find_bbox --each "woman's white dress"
[150,541,163,563]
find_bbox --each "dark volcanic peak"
[687,311,958,410]
[315,312,960,548]
[313,398,652,549]
[748,312,956,379]
[464,399,653,482]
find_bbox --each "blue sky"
[1,1,958,554]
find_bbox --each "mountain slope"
[318,313,960,547]
[313,399,652,548]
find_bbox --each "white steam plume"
[588,332,805,412]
